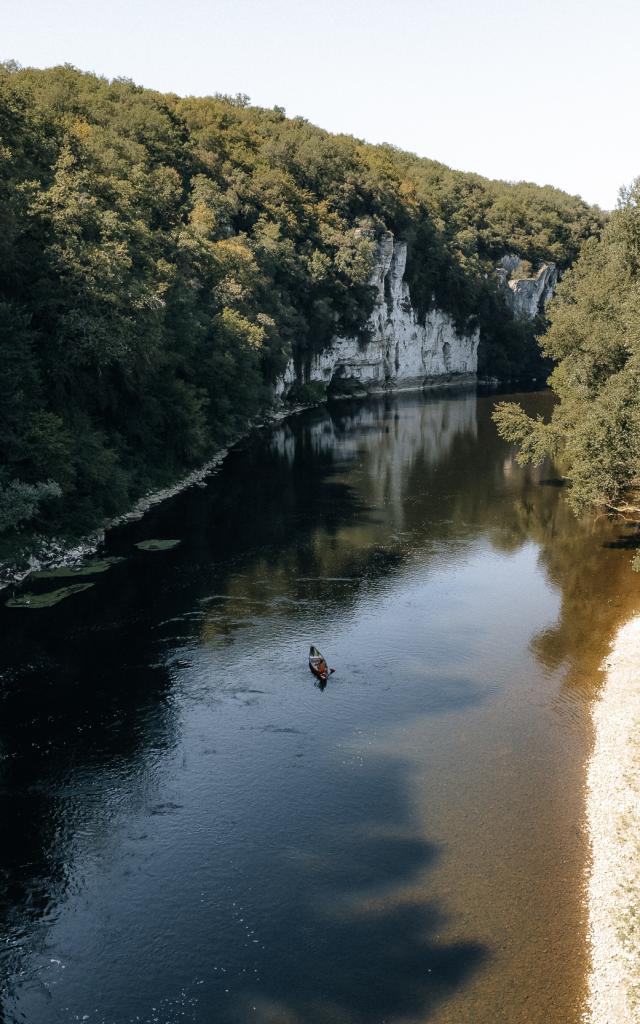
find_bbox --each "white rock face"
[496,254,558,319]
[275,232,479,399]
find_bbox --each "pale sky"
[3,0,639,210]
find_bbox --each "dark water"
[2,390,640,1024]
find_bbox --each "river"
[2,389,640,1024]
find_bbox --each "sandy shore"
[586,614,640,1023]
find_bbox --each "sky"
[3,0,639,210]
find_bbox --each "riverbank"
[0,401,308,591]
[0,448,229,591]
[586,614,640,1024]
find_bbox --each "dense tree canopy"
[494,179,640,544]
[0,62,602,541]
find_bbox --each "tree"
[494,179,640,535]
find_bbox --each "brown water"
[2,389,640,1024]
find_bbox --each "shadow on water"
[602,526,640,551]
[246,834,487,1022]
[210,748,489,1024]
[0,687,489,1023]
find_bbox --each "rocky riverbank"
[586,614,640,1023]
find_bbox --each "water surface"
[2,389,640,1024]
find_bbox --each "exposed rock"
[275,239,560,403]
[496,254,558,319]
[275,232,479,399]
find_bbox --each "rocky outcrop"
[275,232,479,399]
[496,254,558,319]
[275,239,560,403]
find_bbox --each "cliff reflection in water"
[2,389,640,1024]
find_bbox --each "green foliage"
[135,539,181,551]
[286,381,327,405]
[31,556,125,578]
[492,402,561,465]
[510,259,534,281]
[5,581,94,608]
[328,376,368,397]
[0,63,602,540]
[494,178,640,525]
[0,479,62,532]
[484,182,603,268]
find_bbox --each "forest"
[0,62,604,542]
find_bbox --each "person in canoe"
[309,645,335,683]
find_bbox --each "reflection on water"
[2,390,640,1024]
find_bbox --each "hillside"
[0,62,604,541]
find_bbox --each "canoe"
[309,645,331,682]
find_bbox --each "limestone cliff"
[275,236,559,402]
[276,232,479,399]
[496,254,558,319]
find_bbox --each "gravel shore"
[586,615,640,1023]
